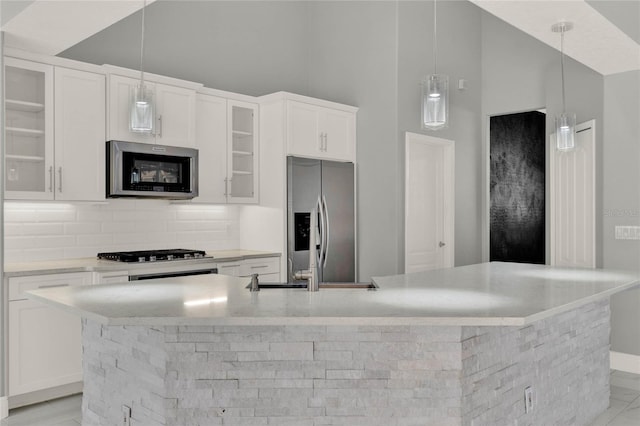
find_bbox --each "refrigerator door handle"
[316,196,326,267]
[322,195,330,268]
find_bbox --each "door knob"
[439,241,446,248]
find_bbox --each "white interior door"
[405,132,455,273]
[550,120,596,267]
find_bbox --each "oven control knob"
[138,257,146,262]
[167,255,174,261]
[149,256,157,262]
[184,253,192,259]
[194,253,203,258]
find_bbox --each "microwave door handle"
[322,195,330,268]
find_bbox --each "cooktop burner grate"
[97,249,207,263]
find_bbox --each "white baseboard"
[610,351,640,374]
[0,396,8,419]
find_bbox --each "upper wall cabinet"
[4,58,105,201]
[108,74,196,148]
[286,99,356,162]
[227,100,259,203]
[194,93,259,204]
[54,67,106,201]
[4,58,54,199]
[195,93,228,204]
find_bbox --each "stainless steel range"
[97,249,216,281]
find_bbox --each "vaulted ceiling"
[1,0,639,76]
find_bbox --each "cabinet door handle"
[157,115,163,137]
[224,177,228,197]
[250,265,268,269]
[38,283,69,289]
[221,264,241,268]
[58,167,63,193]
[323,133,328,151]
[48,166,53,192]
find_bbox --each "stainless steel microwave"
[106,140,198,199]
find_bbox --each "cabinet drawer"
[240,257,280,276]
[94,271,129,284]
[8,272,92,301]
[217,262,242,277]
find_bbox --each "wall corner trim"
[0,396,8,419]
[610,351,640,375]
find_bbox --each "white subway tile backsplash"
[22,223,65,236]
[64,222,102,235]
[4,201,241,262]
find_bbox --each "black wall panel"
[490,111,546,264]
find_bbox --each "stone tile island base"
[82,300,610,426]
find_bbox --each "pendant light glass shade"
[421,0,448,130]
[555,112,575,151]
[422,74,448,130]
[130,82,154,133]
[129,0,154,134]
[552,21,575,150]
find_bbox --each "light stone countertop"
[26,262,639,327]
[3,250,280,277]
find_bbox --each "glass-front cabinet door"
[4,57,54,200]
[227,100,259,203]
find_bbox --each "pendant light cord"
[139,0,147,85]
[560,28,566,114]
[433,0,438,74]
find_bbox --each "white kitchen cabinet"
[217,261,242,277]
[227,100,259,203]
[4,59,105,201]
[194,93,228,203]
[93,270,129,284]
[4,57,54,200]
[240,257,280,283]
[287,99,356,162]
[217,257,280,283]
[193,96,259,204]
[54,67,106,201]
[7,272,92,399]
[108,74,196,147]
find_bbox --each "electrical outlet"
[524,386,534,413]
[122,405,132,426]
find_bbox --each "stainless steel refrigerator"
[287,157,355,283]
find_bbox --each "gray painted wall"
[603,71,640,356]
[304,1,400,279]
[62,1,311,96]
[58,1,639,356]
[397,0,483,268]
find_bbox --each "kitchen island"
[27,262,639,426]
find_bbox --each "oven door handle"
[128,268,218,281]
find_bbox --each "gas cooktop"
[97,249,208,263]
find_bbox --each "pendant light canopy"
[552,21,575,150]
[130,0,154,133]
[422,0,448,130]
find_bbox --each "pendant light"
[130,0,154,133]
[421,0,448,130]
[552,21,575,150]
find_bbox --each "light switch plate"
[615,226,640,240]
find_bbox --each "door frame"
[404,132,455,272]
